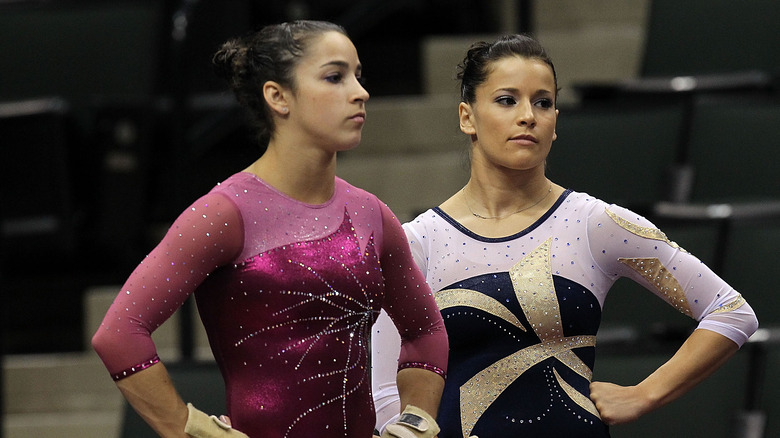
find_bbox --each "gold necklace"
[463,181,553,220]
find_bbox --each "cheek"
[483,117,507,137]
[542,116,557,138]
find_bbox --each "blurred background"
[1,0,779,437]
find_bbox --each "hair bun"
[212,39,247,81]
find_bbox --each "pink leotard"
[93,172,448,438]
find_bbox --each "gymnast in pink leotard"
[92,21,447,438]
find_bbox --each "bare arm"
[590,328,738,425]
[116,362,190,438]
[396,367,446,418]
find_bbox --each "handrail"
[574,70,774,100]
[654,200,780,221]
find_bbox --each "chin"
[341,137,363,151]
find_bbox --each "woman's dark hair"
[212,20,347,146]
[457,34,558,105]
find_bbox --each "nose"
[353,77,369,103]
[517,100,535,126]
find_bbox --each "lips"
[349,112,366,123]
[510,134,538,144]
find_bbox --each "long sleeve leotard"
[93,172,448,438]
[372,190,757,438]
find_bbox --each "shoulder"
[335,177,382,205]
[558,190,607,212]
[581,194,677,259]
[557,190,654,226]
[402,209,453,253]
[175,190,243,233]
[403,208,439,233]
[334,176,389,221]
[207,172,261,198]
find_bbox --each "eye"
[356,75,367,86]
[534,98,554,109]
[496,96,516,106]
[325,73,344,83]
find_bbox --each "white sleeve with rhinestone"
[588,204,758,346]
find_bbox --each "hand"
[589,381,652,425]
[380,405,440,438]
[184,403,249,438]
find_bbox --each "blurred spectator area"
[3,1,780,438]
[2,0,779,354]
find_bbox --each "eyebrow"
[495,87,554,95]
[320,60,362,74]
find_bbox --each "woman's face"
[286,31,369,152]
[460,56,558,174]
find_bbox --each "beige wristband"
[184,403,249,438]
[381,405,440,438]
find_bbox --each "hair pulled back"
[212,20,347,146]
[457,34,558,105]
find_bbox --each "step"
[358,94,462,155]
[5,411,120,438]
[338,150,469,223]
[421,34,499,96]
[536,25,645,91]
[4,352,121,415]
[420,26,645,106]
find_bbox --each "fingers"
[380,405,440,438]
[185,403,249,438]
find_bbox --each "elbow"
[747,312,760,339]
[742,300,760,340]
[91,324,122,358]
[91,328,108,355]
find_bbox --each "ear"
[458,102,476,136]
[262,81,291,116]
[552,108,559,141]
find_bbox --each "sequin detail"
[398,362,447,378]
[457,239,596,438]
[605,208,683,250]
[459,335,596,438]
[618,257,693,317]
[553,367,600,419]
[112,355,160,381]
[436,288,526,330]
[710,293,747,314]
[510,238,560,340]
[224,212,380,437]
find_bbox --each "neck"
[462,176,553,220]
[245,141,337,204]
